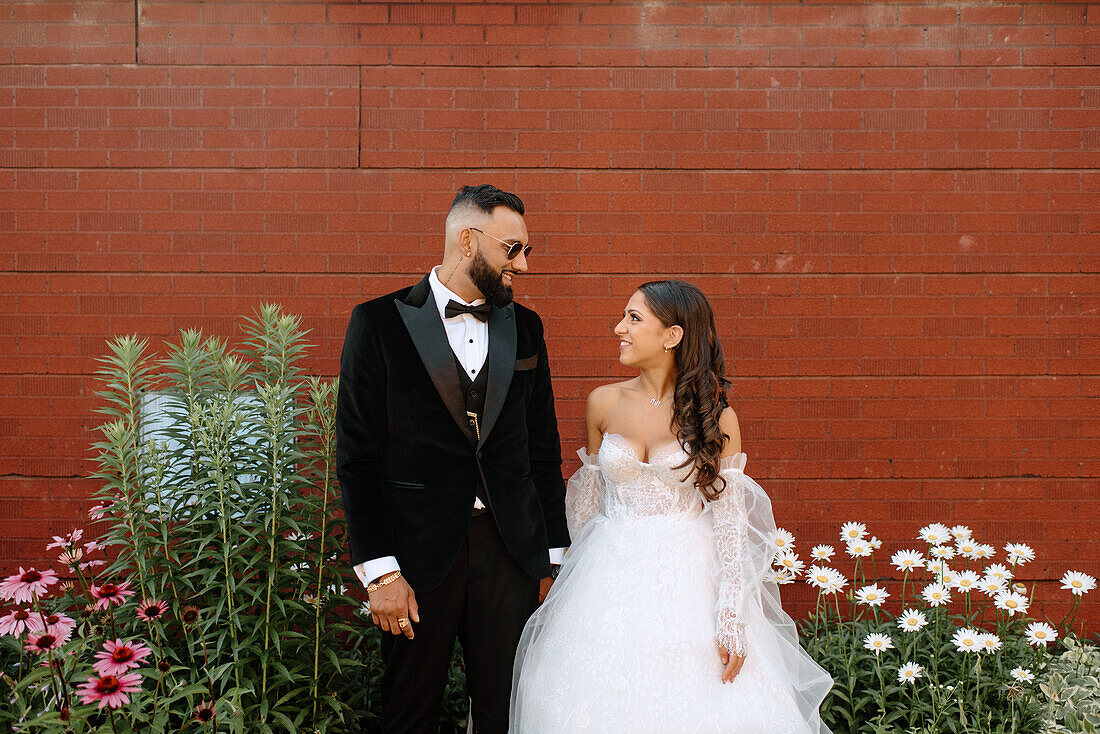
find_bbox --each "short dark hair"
[449,184,525,216]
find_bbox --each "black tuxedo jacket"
[335,275,570,589]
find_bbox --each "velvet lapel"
[479,302,517,448]
[395,276,475,447]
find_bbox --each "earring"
[664,346,669,353]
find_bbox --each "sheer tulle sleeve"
[711,453,751,656]
[565,448,603,537]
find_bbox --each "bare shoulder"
[718,406,742,456]
[585,381,626,420]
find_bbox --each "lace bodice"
[564,433,751,655]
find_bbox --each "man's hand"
[718,643,745,683]
[368,576,419,639]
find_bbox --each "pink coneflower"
[79,559,106,571]
[46,529,83,551]
[88,504,111,520]
[25,628,71,654]
[59,548,84,566]
[93,638,153,677]
[0,567,60,603]
[0,608,44,636]
[180,605,200,627]
[41,612,76,637]
[195,700,215,722]
[77,672,143,709]
[90,581,134,610]
[84,540,104,553]
[136,598,169,621]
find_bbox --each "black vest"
[455,355,490,505]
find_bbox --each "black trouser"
[379,512,541,734]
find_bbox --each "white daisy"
[1005,543,1035,565]
[1060,571,1097,596]
[951,627,981,653]
[855,584,890,608]
[922,583,952,607]
[977,633,1002,653]
[930,545,956,560]
[846,540,873,558]
[811,545,835,561]
[863,633,894,655]
[823,569,848,595]
[952,570,981,593]
[774,528,796,552]
[897,662,923,683]
[984,564,1013,583]
[840,522,867,542]
[891,549,925,573]
[774,550,804,577]
[939,570,959,588]
[994,590,1030,616]
[950,525,972,540]
[768,568,795,585]
[979,577,1007,597]
[919,523,951,545]
[897,608,928,632]
[971,543,995,560]
[806,565,834,590]
[1010,667,1035,683]
[926,559,951,577]
[1024,622,1058,647]
[807,565,846,594]
[956,540,978,559]
[868,536,883,550]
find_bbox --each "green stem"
[261,425,282,702]
[311,421,333,723]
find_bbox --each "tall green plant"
[0,306,365,732]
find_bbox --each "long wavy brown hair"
[638,280,732,501]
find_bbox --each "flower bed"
[777,522,1096,733]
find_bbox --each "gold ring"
[397,618,410,628]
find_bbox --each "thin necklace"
[648,393,671,407]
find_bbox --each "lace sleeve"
[711,452,749,657]
[565,448,603,537]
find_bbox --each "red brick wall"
[2,1,1097,626]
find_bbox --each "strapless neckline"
[601,432,687,466]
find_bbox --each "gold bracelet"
[366,571,402,595]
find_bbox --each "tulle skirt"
[510,511,831,734]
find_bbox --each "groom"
[336,184,569,734]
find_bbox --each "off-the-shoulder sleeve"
[565,448,603,537]
[711,452,750,656]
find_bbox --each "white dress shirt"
[355,269,564,589]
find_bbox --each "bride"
[510,280,833,733]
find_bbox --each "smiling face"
[466,206,529,307]
[613,290,680,367]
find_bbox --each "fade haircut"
[448,184,525,220]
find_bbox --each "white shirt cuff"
[548,547,566,565]
[354,557,401,588]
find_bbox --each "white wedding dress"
[510,433,833,734]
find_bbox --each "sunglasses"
[470,227,532,260]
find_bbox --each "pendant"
[649,398,661,407]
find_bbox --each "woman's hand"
[718,642,745,683]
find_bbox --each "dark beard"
[468,249,513,308]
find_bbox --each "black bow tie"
[445,300,491,322]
